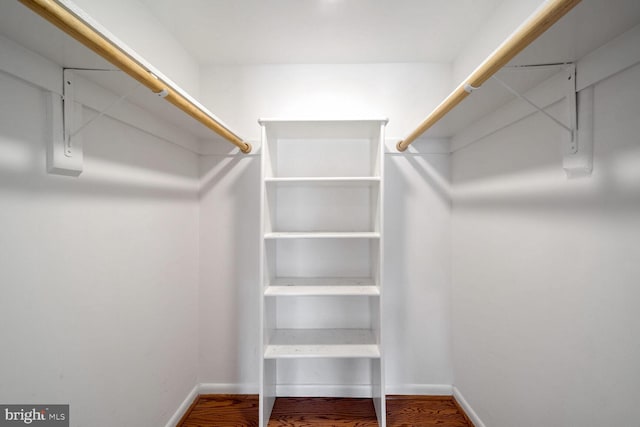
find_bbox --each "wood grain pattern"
[453,396,475,427]
[269,397,378,426]
[179,395,259,427]
[386,395,472,427]
[178,395,473,426]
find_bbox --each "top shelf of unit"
[258,118,388,139]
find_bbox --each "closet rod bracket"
[47,69,83,176]
[495,64,592,177]
[50,68,141,176]
[492,71,575,146]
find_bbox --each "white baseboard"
[164,384,199,427]
[275,384,373,397]
[386,383,453,395]
[276,383,453,397]
[166,382,456,426]
[199,382,259,394]
[453,386,486,427]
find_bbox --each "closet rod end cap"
[241,142,252,154]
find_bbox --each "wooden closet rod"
[20,0,252,154]
[397,0,581,152]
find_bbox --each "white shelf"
[271,277,374,286]
[264,232,380,239]
[266,277,378,296]
[265,177,380,185]
[265,286,380,296]
[265,277,379,297]
[264,329,380,359]
[257,118,388,139]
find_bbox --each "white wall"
[197,64,454,394]
[198,153,261,390]
[199,63,451,146]
[384,150,452,393]
[452,0,544,86]
[451,62,640,426]
[70,0,201,96]
[0,67,200,426]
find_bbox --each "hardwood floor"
[178,395,258,427]
[270,397,377,426]
[178,394,473,426]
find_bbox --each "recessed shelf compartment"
[264,239,379,279]
[264,328,380,359]
[264,179,381,233]
[265,277,379,297]
[261,119,385,179]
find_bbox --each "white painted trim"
[576,23,640,91]
[453,386,486,427]
[164,384,199,427]
[198,138,262,156]
[0,34,61,95]
[385,137,450,154]
[386,383,453,396]
[199,383,260,395]
[164,383,258,427]
[165,382,455,425]
[275,384,374,398]
[196,382,452,397]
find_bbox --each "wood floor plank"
[178,394,259,427]
[386,395,471,427]
[178,395,473,427]
[269,397,378,426]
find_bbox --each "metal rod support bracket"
[492,69,576,143]
[47,69,83,176]
[495,64,592,177]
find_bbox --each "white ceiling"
[139,0,502,65]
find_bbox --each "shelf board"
[264,329,380,359]
[265,177,380,184]
[264,232,380,239]
[266,277,378,296]
[265,286,379,296]
[271,277,374,286]
[258,119,388,139]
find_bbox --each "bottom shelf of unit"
[264,329,380,359]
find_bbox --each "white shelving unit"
[259,119,387,427]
